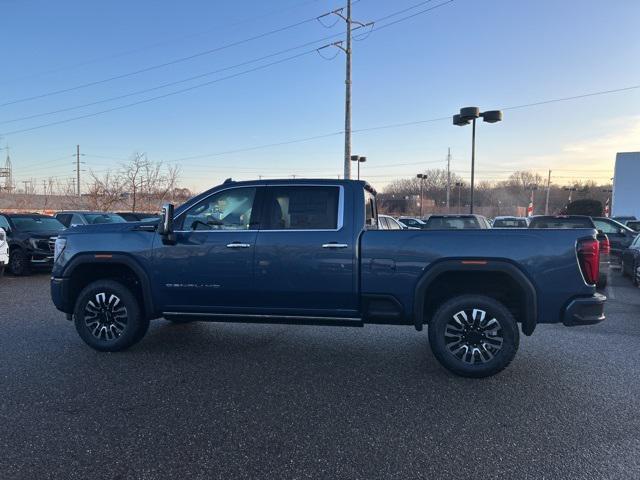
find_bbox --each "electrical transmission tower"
[0,145,14,193]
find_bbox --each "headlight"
[54,237,67,262]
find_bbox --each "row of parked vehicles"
[381,213,640,289]
[0,211,158,276]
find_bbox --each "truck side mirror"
[159,203,174,236]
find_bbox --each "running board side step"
[162,311,364,327]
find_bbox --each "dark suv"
[0,213,66,275]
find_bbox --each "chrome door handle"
[322,243,348,249]
[226,243,251,248]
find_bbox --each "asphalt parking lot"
[1,272,639,479]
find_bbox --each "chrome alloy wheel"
[444,308,504,364]
[83,292,128,341]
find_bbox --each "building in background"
[612,152,640,219]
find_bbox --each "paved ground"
[1,272,639,479]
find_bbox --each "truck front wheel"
[73,280,149,352]
[428,295,519,378]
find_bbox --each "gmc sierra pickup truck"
[51,179,606,377]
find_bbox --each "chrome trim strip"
[162,311,361,322]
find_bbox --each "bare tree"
[85,170,125,211]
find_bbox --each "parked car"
[0,213,66,275]
[423,214,491,229]
[591,217,637,263]
[621,235,640,286]
[378,214,406,230]
[492,216,529,228]
[55,211,126,228]
[116,212,159,222]
[51,179,606,378]
[529,216,610,289]
[398,216,426,229]
[0,227,8,276]
[624,220,640,232]
[612,216,637,224]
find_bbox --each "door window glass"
[265,186,339,230]
[180,188,257,231]
[593,220,618,234]
[70,214,84,226]
[388,218,402,230]
[365,190,377,228]
[0,216,11,230]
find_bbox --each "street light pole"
[470,118,476,214]
[455,181,463,214]
[416,173,425,217]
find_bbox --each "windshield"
[84,213,126,225]
[425,216,480,229]
[11,216,65,232]
[493,218,528,228]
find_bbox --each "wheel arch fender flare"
[63,253,156,319]
[413,259,538,335]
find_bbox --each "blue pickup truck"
[51,179,606,377]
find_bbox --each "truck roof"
[207,178,376,193]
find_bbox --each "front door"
[253,185,357,317]
[154,186,261,313]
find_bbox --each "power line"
[147,83,639,166]
[0,34,348,126]
[0,0,324,87]
[0,0,456,134]
[0,11,325,107]
[0,49,319,136]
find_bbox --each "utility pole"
[330,2,371,180]
[544,170,552,215]
[343,0,352,180]
[446,148,451,212]
[76,144,81,196]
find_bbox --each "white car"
[0,228,8,276]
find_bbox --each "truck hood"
[62,221,156,236]
[18,230,64,239]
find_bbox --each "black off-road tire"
[9,248,30,276]
[73,279,149,352]
[428,295,520,378]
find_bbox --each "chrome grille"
[48,237,57,253]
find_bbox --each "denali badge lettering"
[165,283,221,289]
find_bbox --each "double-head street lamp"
[453,107,503,213]
[350,155,366,180]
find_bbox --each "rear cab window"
[529,217,594,229]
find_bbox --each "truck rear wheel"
[73,280,149,352]
[428,295,519,378]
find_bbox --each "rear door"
[253,184,357,317]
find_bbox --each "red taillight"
[599,236,610,255]
[577,238,600,285]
